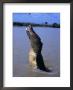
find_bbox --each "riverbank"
[13,22,60,28]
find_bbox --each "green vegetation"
[13,22,60,28]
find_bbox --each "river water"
[13,26,60,77]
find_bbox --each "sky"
[13,13,60,24]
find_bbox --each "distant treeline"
[13,22,60,28]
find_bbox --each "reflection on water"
[13,26,60,77]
